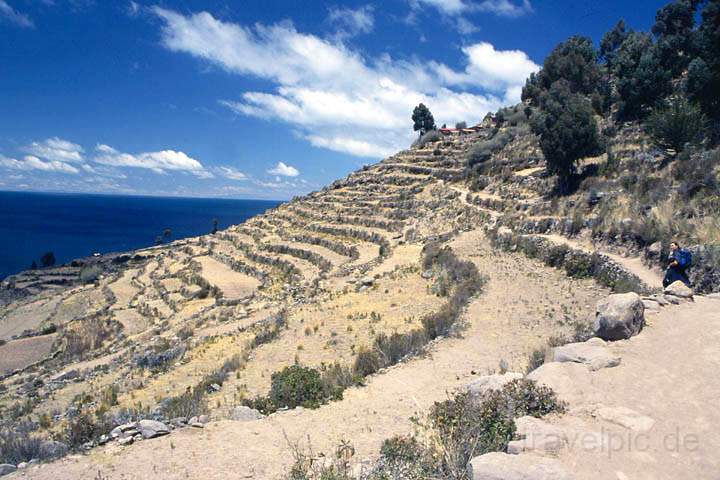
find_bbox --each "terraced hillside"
[0,113,718,479]
[0,131,484,433]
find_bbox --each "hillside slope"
[0,117,718,479]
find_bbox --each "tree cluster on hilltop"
[522,0,720,192]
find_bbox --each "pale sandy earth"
[549,296,720,480]
[196,256,261,301]
[0,334,57,375]
[12,229,605,480]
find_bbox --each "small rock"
[118,436,134,446]
[209,383,221,392]
[0,465,17,476]
[551,341,621,371]
[642,300,660,312]
[467,452,573,480]
[507,416,566,455]
[466,372,523,397]
[647,241,663,259]
[230,406,264,422]
[663,295,680,305]
[360,276,374,286]
[190,422,204,429]
[170,417,188,427]
[17,462,28,470]
[137,419,171,439]
[595,406,655,432]
[664,281,693,300]
[197,414,209,424]
[594,292,645,341]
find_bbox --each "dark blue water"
[0,191,281,280]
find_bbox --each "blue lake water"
[0,191,281,280]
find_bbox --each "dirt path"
[17,230,606,480]
[536,233,664,291]
[551,296,720,479]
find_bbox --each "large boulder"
[527,362,598,406]
[467,452,574,480]
[664,281,693,299]
[466,372,523,397]
[593,292,644,341]
[136,419,171,439]
[551,340,621,371]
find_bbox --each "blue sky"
[0,0,667,200]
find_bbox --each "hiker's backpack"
[677,248,692,268]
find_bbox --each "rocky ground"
[0,120,717,479]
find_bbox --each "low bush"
[79,265,103,284]
[374,330,426,365]
[160,386,208,419]
[352,347,381,377]
[269,365,325,410]
[0,425,43,465]
[65,411,113,449]
[415,130,442,148]
[363,379,565,480]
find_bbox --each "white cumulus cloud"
[267,161,299,177]
[152,7,538,158]
[0,155,80,174]
[93,144,210,177]
[23,137,84,163]
[218,166,248,180]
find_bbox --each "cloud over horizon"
[267,161,300,177]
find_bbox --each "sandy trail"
[552,296,720,479]
[536,233,664,291]
[17,230,605,480]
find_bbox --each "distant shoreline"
[0,192,282,280]
[0,188,285,203]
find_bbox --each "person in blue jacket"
[663,241,692,288]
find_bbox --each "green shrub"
[563,253,595,278]
[544,244,569,268]
[647,97,706,152]
[269,365,326,410]
[426,380,564,479]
